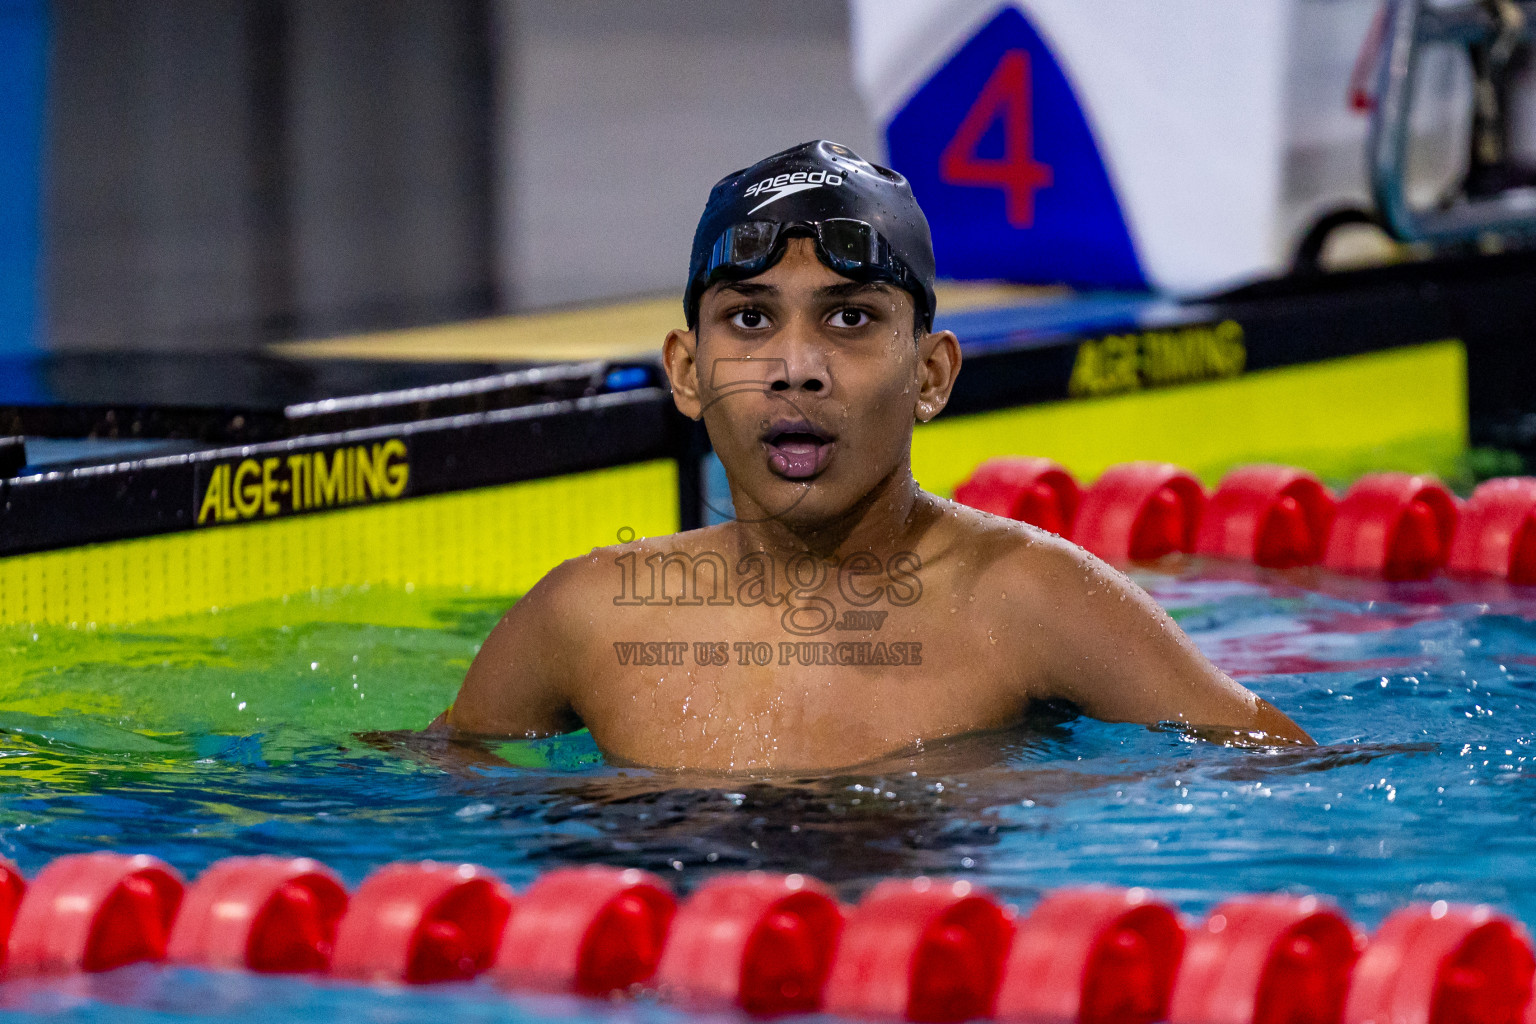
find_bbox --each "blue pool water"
[1,564,1535,1020]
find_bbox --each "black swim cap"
[685,140,937,332]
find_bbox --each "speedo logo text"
[744,170,845,213]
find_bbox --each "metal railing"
[1370,0,1536,244]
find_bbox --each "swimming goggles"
[690,219,929,327]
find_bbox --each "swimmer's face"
[664,237,961,528]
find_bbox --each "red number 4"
[939,50,1053,228]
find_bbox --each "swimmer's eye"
[829,307,872,329]
[729,308,769,330]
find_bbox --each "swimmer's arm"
[1026,543,1313,745]
[433,566,583,739]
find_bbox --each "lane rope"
[0,853,1531,1023]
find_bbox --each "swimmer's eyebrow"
[716,281,776,298]
[819,280,896,300]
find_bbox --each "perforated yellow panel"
[0,460,677,626]
[0,343,1471,625]
[913,341,1468,496]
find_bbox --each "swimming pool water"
[2,565,1535,1021]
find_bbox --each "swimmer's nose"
[768,321,829,394]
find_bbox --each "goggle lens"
[816,219,881,271]
[715,220,780,268]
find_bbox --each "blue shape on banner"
[886,5,1146,289]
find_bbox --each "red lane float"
[8,849,1536,1024]
[996,887,1184,1024]
[1322,473,1459,581]
[7,853,183,975]
[330,861,514,985]
[953,455,1536,581]
[656,872,842,1015]
[1197,466,1337,569]
[493,865,675,996]
[1073,462,1207,563]
[0,857,26,967]
[166,856,347,974]
[1448,477,1536,584]
[1167,895,1360,1024]
[823,877,1014,1023]
[1344,903,1535,1024]
[954,457,1082,536]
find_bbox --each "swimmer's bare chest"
[451,513,1311,758]
[567,596,1032,772]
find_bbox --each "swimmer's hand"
[1156,708,1316,749]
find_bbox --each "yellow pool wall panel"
[0,460,678,627]
[0,341,1469,627]
[913,341,1468,497]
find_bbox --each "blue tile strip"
[0,0,47,357]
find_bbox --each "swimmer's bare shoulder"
[439,544,626,738]
[440,530,715,739]
[943,499,1314,745]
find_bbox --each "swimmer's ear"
[913,330,961,423]
[662,327,704,421]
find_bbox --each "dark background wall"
[498,0,877,310]
[40,0,875,353]
[44,0,494,352]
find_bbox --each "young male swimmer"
[439,140,1312,770]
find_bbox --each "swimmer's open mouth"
[762,419,835,480]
